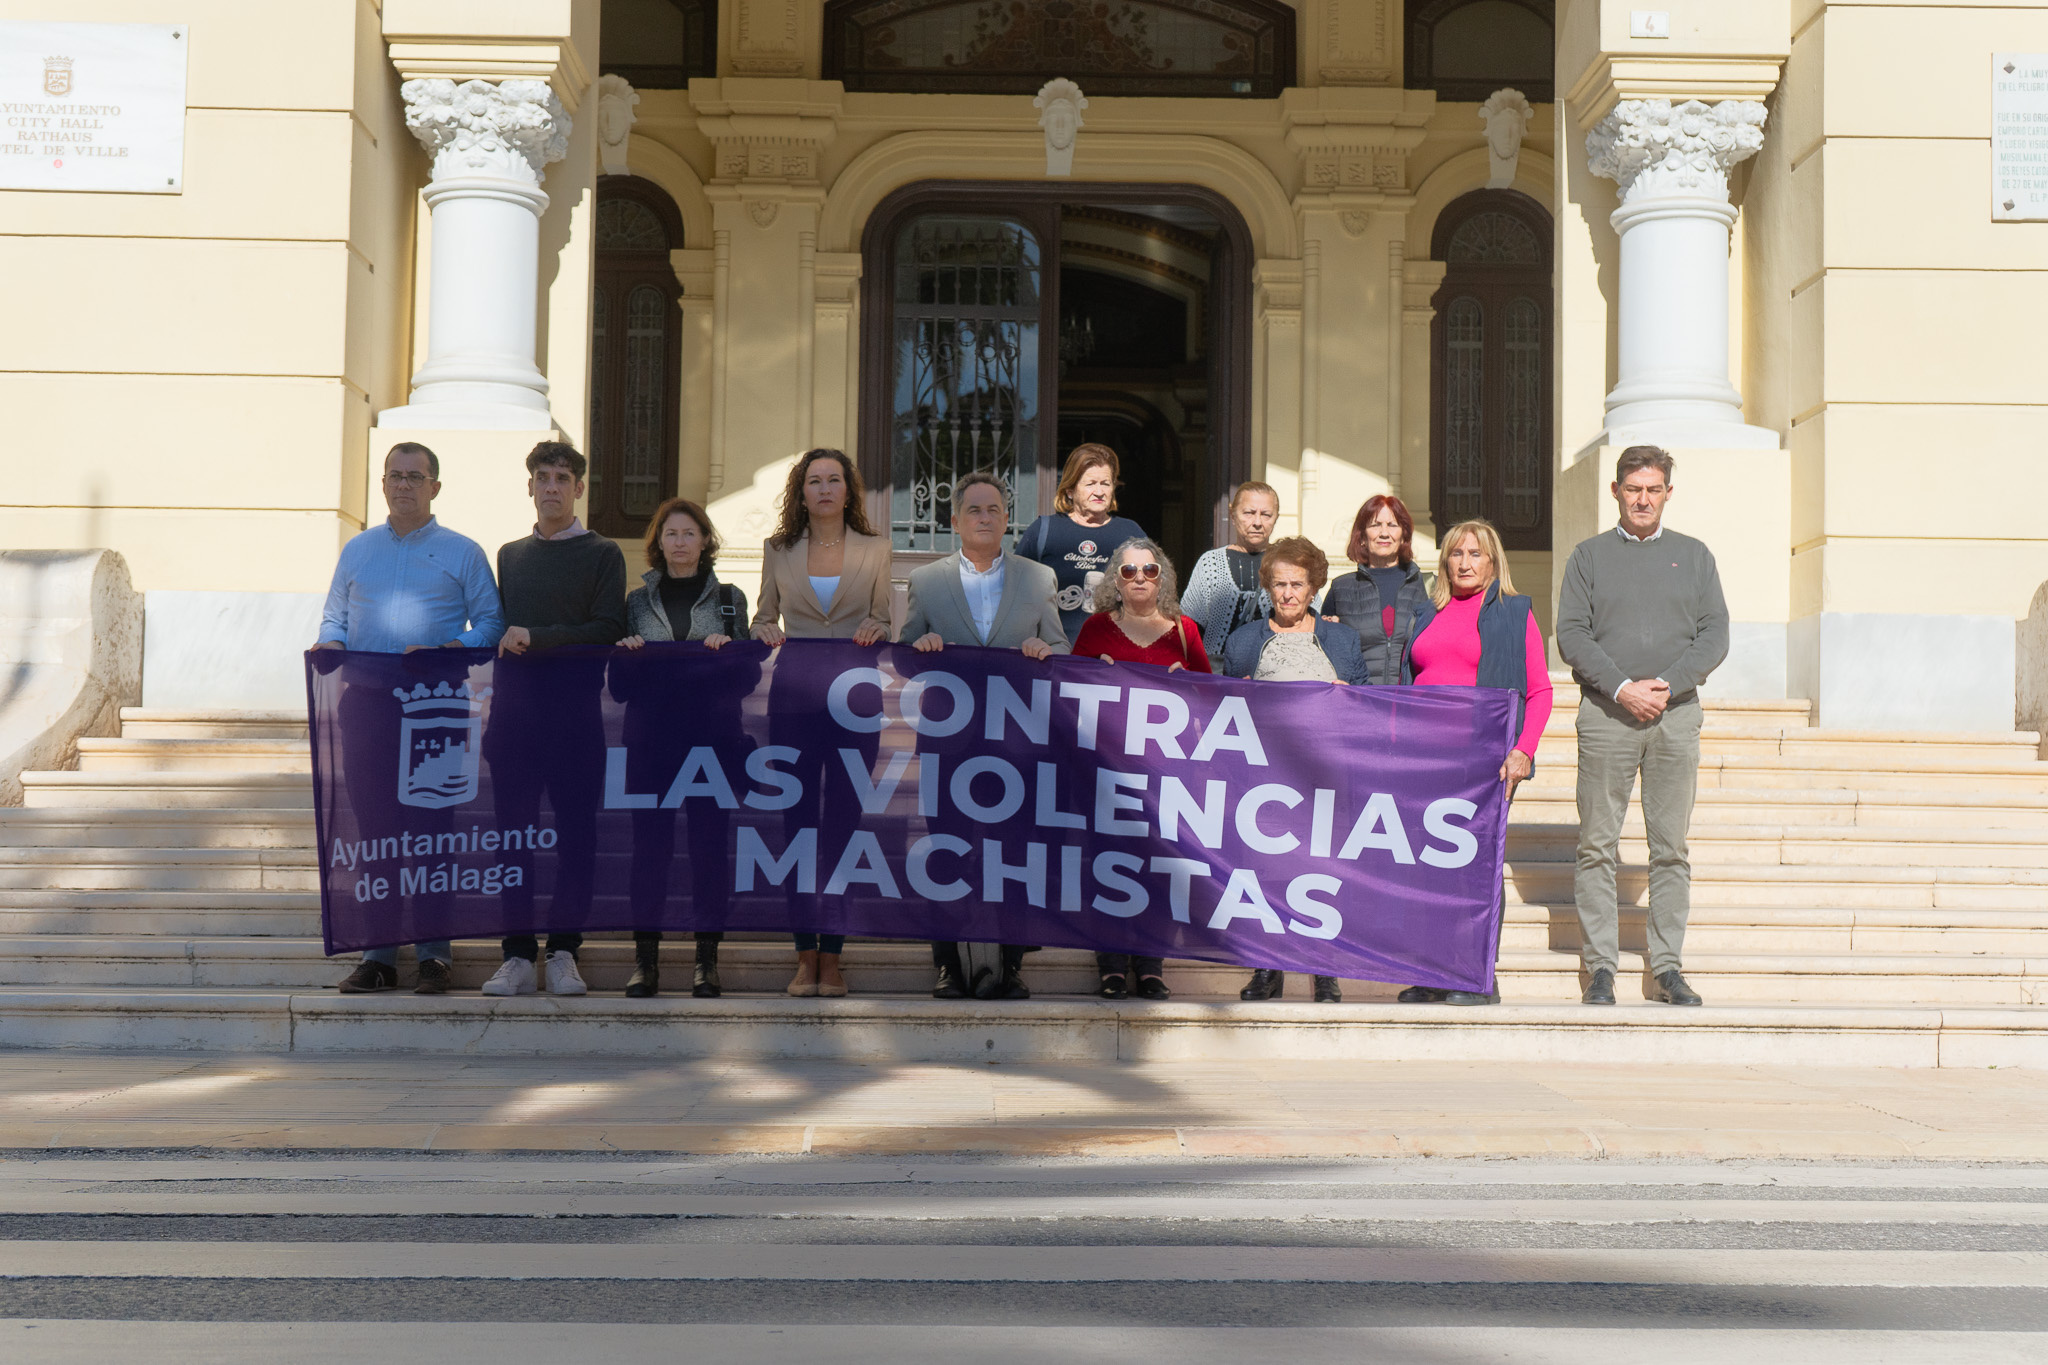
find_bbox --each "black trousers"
[487,687,603,962]
[1095,952,1165,980]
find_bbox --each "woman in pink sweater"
[1402,518,1552,1006]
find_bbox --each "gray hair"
[1091,537,1183,621]
[1616,444,1675,484]
[950,468,1008,511]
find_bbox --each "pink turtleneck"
[1410,590,1552,757]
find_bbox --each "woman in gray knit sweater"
[1181,481,1281,668]
[613,497,750,1000]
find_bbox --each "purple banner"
[307,640,1517,992]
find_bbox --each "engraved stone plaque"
[1993,52,2048,221]
[0,21,188,193]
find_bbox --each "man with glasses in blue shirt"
[315,442,504,994]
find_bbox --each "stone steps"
[4,703,2046,1061]
[0,988,2039,1067]
[0,933,2039,1010]
[20,771,314,809]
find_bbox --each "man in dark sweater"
[480,441,629,998]
[1555,445,1729,1010]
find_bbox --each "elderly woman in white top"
[1218,536,1368,1007]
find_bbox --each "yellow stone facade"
[5,0,2046,729]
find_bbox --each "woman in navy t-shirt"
[1014,443,1149,647]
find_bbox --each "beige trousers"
[1572,693,1704,977]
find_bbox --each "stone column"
[379,78,571,429]
[1586,98,1773,448]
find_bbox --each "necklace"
[810,533,844,549]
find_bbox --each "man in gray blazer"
[902,469,1070,1000]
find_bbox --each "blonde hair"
[1091,537,1183,621]
[1430,519,1518,608]
[1053,443,1120,515]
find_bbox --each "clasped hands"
[1615,677,1671,723]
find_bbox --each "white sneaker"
[481,957,537,997]
[545,950,588,996]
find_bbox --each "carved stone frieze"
[1319,0,1393,86]
[1300,145,1406,193]
[733,0,804,76]
[712,137,820,185]
[1586,98,1768,203]
[400,78,570,185]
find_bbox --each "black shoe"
[624,960,660,998]
[337,961,397,994]
[1097,974,1129,1000]
[976,967,1030,1001]
[1239,969,1285,1001]
[1313,976,1342,1004]
[413,959,451,995]
[1582,967,1616,1005]
[1442,990,1497,1006]
[693,942,721,998]
[1134,976,1171,1001]
[933,964,968,999]
[1654,969,1703,1006]
[1396,985,1445,1003]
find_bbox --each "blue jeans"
[363,940,452,966]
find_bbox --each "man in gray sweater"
[1555,446,1729,1008]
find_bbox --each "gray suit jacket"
[901,551,1070,652]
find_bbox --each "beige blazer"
[900,551,1070,652]
[752,528,894,638]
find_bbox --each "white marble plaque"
[1994,52,2048,221]
[0,21,188,193]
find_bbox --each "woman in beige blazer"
[750,448,892,998]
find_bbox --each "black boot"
[1312,975,1342,1003]
[625,953,660,998]
[1239,968,1285,1001]
[692,936,722,999]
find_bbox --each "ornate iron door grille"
[889,215,1043,553]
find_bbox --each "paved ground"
[2,1154,2046,1361]
[0,1053,2045,1159]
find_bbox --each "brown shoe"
[413,959,452,994]
[337,960,397,993]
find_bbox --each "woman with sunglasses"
[1070,538,1210,1000]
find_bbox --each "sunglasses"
[1117,562,1162,581]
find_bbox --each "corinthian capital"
[1586,98,1767,202]
[401,78,571,185]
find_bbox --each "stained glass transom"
[1447,212,1542,265]
[1442,295,1485,523]
[597,198,670,251]
[827,0,1291,97]
[890,215,1041,553]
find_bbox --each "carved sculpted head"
[1478,88,1534,189]
[1035,77,1087,151]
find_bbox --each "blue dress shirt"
[317,516,504,652]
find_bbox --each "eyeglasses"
[1117,562,1162,581]
[383,471,433,487]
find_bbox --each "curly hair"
[1258,535,1329,595]
[1090,537,1182,621]
[769,448,877,550]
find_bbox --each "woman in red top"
[1403,518,1553,1006]
[1072,537,1210,1000]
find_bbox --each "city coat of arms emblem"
[43,56,72,97]
[393,681,490,809]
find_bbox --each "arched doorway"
[587,176,685,539]
[858,182,1251,575]
[1428,188,1553,553]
